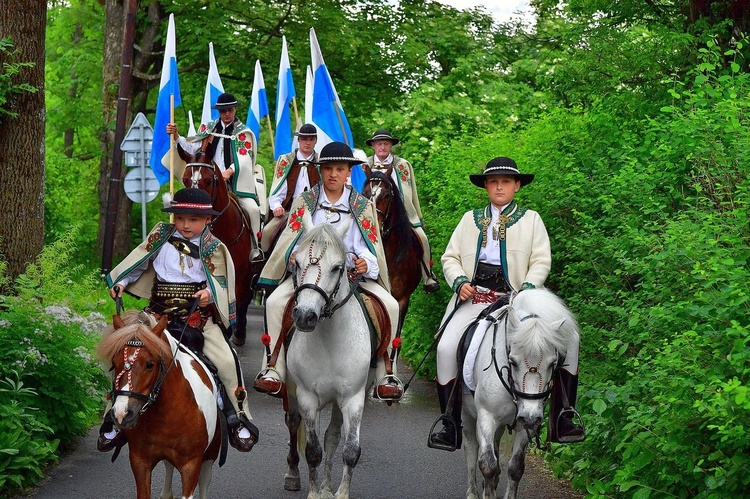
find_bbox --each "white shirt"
[478,203,510,265]
[373,153,399,188]
[268,150,317,211]
[176,120,234,173]
[302,187,379,280]
[116,233,214,301]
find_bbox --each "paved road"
[30,305,581,499]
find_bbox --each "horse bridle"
[482,307,559,444]
[292,240,354,321]
[184,162,246,247]
[109,339,169,414]
[363,176,394,236]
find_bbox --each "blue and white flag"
[150,13,182,185]
[247,59,269,145]
[274,36,296,160]
[201,42,224,126]
[309,27,354,152]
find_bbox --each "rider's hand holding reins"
[458,282,476,302]
[353,256,368,275]
[273,206,285,217]
[193,288,211,308]
[110,283,125,300]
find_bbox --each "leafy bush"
[0,228,110,495]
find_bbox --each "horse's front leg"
[334,395,365,499]
[178,459,204,499]
[462,396,480,499]
[129,452,156,499]
[299,395,323,499]
[321,404,344,497]
[503,429,531,499]
[197,459,214,499]
[284,399,302,491]
[160,461,175,499]
[475,409,501,499]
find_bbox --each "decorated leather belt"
[472,288,509,305]
[149,281,211,330]
[473,262,510,294]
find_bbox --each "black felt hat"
[212,92,240,110]
[162,188,221,215]
[365,129,400,146]
[294,123,318,137]
[315,142,361,166]
[469,157,535,188]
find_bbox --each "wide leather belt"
[473,262,510,293]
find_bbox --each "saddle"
[457,297,509,393]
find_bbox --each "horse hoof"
[284,475,301,491]
[230,334,246,346]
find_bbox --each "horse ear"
[302,214,314,233]
[153,314,169,335]
[550,318,566,331]
[113,314,125,329]
[334,220,349,240]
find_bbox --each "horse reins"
[364,176,394,236]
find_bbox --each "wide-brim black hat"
[162,188,221,215]
[315,141,362,166]
[294,123,318,137]
[365,129,400,146]
[469,157,535,188]
[212,92,240,110]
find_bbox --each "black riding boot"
[429,379,462,450]
[548,370,586,443]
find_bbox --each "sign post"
[121,113,156,240]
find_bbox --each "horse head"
[504,289,579,432]
[98,311,173,429]
[291,222,352,331]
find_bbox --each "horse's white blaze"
[113,385,131,423]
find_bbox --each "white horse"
[463,288,579,499]
[284,223,372,499]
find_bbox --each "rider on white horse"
[429,157,584,450]
[101,188,259,454]
[165,92,267,261]
[254,142,403,402]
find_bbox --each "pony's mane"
[297,222,347,260]
[97,310,173,364]
[507,289,579,358]
[365,171,421,264]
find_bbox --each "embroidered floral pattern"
[360,217,378,243]
[289,206,306,232]
[202,255,215,274]
[199,124,208,133]
[236,133,252,156]
[276,158,289,178]
[396,161,410,182]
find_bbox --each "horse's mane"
[297,223,347,261]
[365,171,422,264]
[97,310,173,364]
[507,289,579,358]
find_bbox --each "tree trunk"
[0,0,47,281]
[98,0,133,271]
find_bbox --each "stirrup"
[372,374,404,401]
[254,367,283,396]
[428,415,459,452]
[554,407,586,443]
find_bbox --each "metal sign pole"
[139,123,147,240]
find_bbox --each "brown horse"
[178,148,260,346]
[361,170,422,333]
[97,311,221,499]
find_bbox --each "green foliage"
[0,372,59,495]
[0,37,38,124]
[0,229,110,494]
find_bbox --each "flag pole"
[266,115,275,158]
[292,96,301,128]
[334,105,349,147]
[169,94,175,223]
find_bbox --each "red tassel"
[261,333,272,346]
[392,337,402,349]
